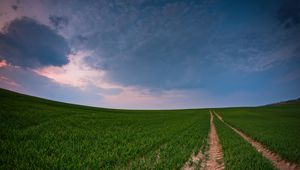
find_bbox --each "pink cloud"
[101,88,213,109]
[34,51,119,90]
[33,53,217,109]
[0,0,50,32]
[0,59,8,68]
[0,75,21,90]
[34,52,104,88]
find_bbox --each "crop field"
[214,115,275,170]
[217,103,300,165]
[1,88,300,170]
[0,89,210,169]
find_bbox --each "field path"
[214,111,300,170]
[204,111,225,170]
[182,111,224,170]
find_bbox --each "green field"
[214,116,275,170]
[0,89,210,169]
[1,88,300,169]
[217,103,300,165]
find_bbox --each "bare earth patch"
[181,145,206,170]
[204,111,225,170]
[214,111,300,170]
[182,111,224,170]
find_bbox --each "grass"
[0,88,209,169]
[1,88,299,169]
[127,118,209,169]
[214,115,275,170]
[217,103,300,165]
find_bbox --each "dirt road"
[182,111,224,170]
[204,111,225,170]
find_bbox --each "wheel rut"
[182,111,224,170]
[214,111,300,170]
[204,111,225,170]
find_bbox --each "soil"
[182,111,225,170]
[181,146,206,170]
[204,111,225,170]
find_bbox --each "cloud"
[34,50,122,96]
[0,60,217,109]
[0,17,70,68]
[0,65,103,106]
[211,41,300,73]
[0,75,20,89]
[101,88,208,109]
[1,0,300,109]
[281,67,300,82]
[0,59,8,68]
[5,0,217,90]
[34,51,100,88]
[206,16,300,73]
[11,5,18,11]
[51,0,299,91]
[67,0,216,90]
[277,0,300,29]
[49,15,68,30]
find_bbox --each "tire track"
[204,111,225,170]
[214,111,300,170]
[182,111,224,170]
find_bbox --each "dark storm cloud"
[0,17,69,68]
[67,0,216,90]
[11,5,18,11]
[49,15,69,30]
[0,0,300,108]
[3,0,294,91]
[42,0,300,91]
[277,0,300,29]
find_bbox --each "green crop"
[0,88,209,169]
[127,114,209,169]
[217,104,300,165]
[214,115,275,170]
[1,88,299,169]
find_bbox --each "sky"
[0,0,300,109]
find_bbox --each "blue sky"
[0,0,299,109]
